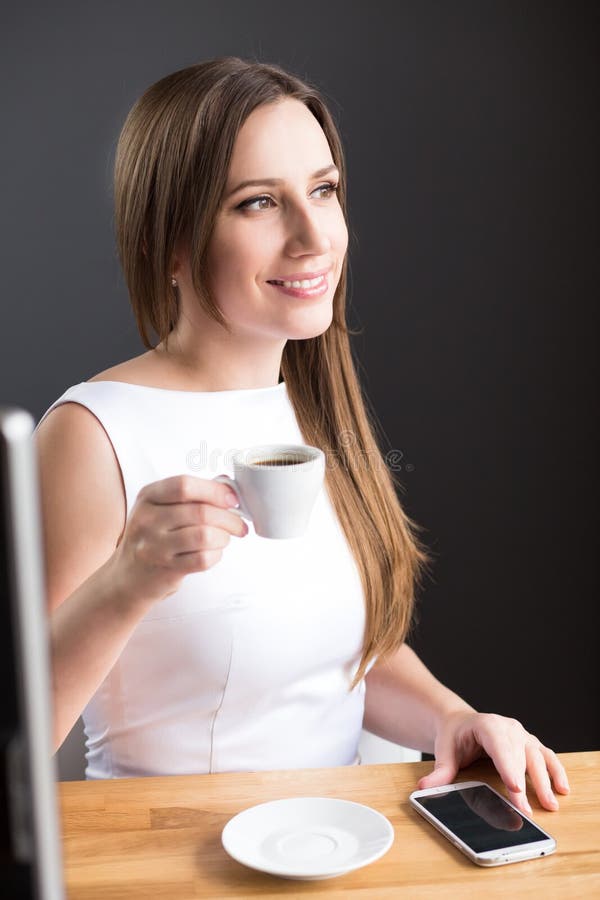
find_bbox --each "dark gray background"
[1,1,598,758]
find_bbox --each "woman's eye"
[238,195,276,212]
[313,181,339,199]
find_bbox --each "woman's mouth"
[266,273,329,298]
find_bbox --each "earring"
[171,276,178,288]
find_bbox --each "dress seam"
[208,628,234,773]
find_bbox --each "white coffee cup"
[213,444,325,539]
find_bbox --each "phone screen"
[413,785,550,853]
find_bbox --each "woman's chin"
[284,304,334,340]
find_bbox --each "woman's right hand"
[110,475,248,607]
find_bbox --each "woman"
[37,57,568,813]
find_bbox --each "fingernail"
[524,799,533,814]
[226,490,239,508]
[548,795,559,809]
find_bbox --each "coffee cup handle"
[213,475,252,521]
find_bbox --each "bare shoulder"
[36,402,127,612]
[87,349,202,391]
[87,352,157,386]
[86,348,187,389]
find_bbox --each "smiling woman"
[34,58,569,814]
[109,57,429,693]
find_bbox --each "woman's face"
[204,98,348,342]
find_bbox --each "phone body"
[409,780,556,866]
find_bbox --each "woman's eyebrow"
[226,164,339,199]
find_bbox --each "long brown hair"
[114,57,430,686]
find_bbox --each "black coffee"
[252,456,308,467]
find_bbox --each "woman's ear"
[170,256,182,287]
[169,238,192,286]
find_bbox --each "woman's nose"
[285,205,332,256]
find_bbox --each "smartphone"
[409,781,556,866]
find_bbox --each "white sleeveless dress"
[38,380,367,779]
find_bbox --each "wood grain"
[59,751,600,898]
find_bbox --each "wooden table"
[59,750,599,898]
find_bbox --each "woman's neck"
[152,324,285,393]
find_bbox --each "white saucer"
[221,797,394,880]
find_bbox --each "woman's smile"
[266,266,331,298]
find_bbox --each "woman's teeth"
[271,275,325,289]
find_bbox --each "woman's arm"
[37,403,149,749]
[37,403,246,750]
[363,643,570,814]
[48,557,154,751]
[363,643,474,753]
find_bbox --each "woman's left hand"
[416,710,570,814]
